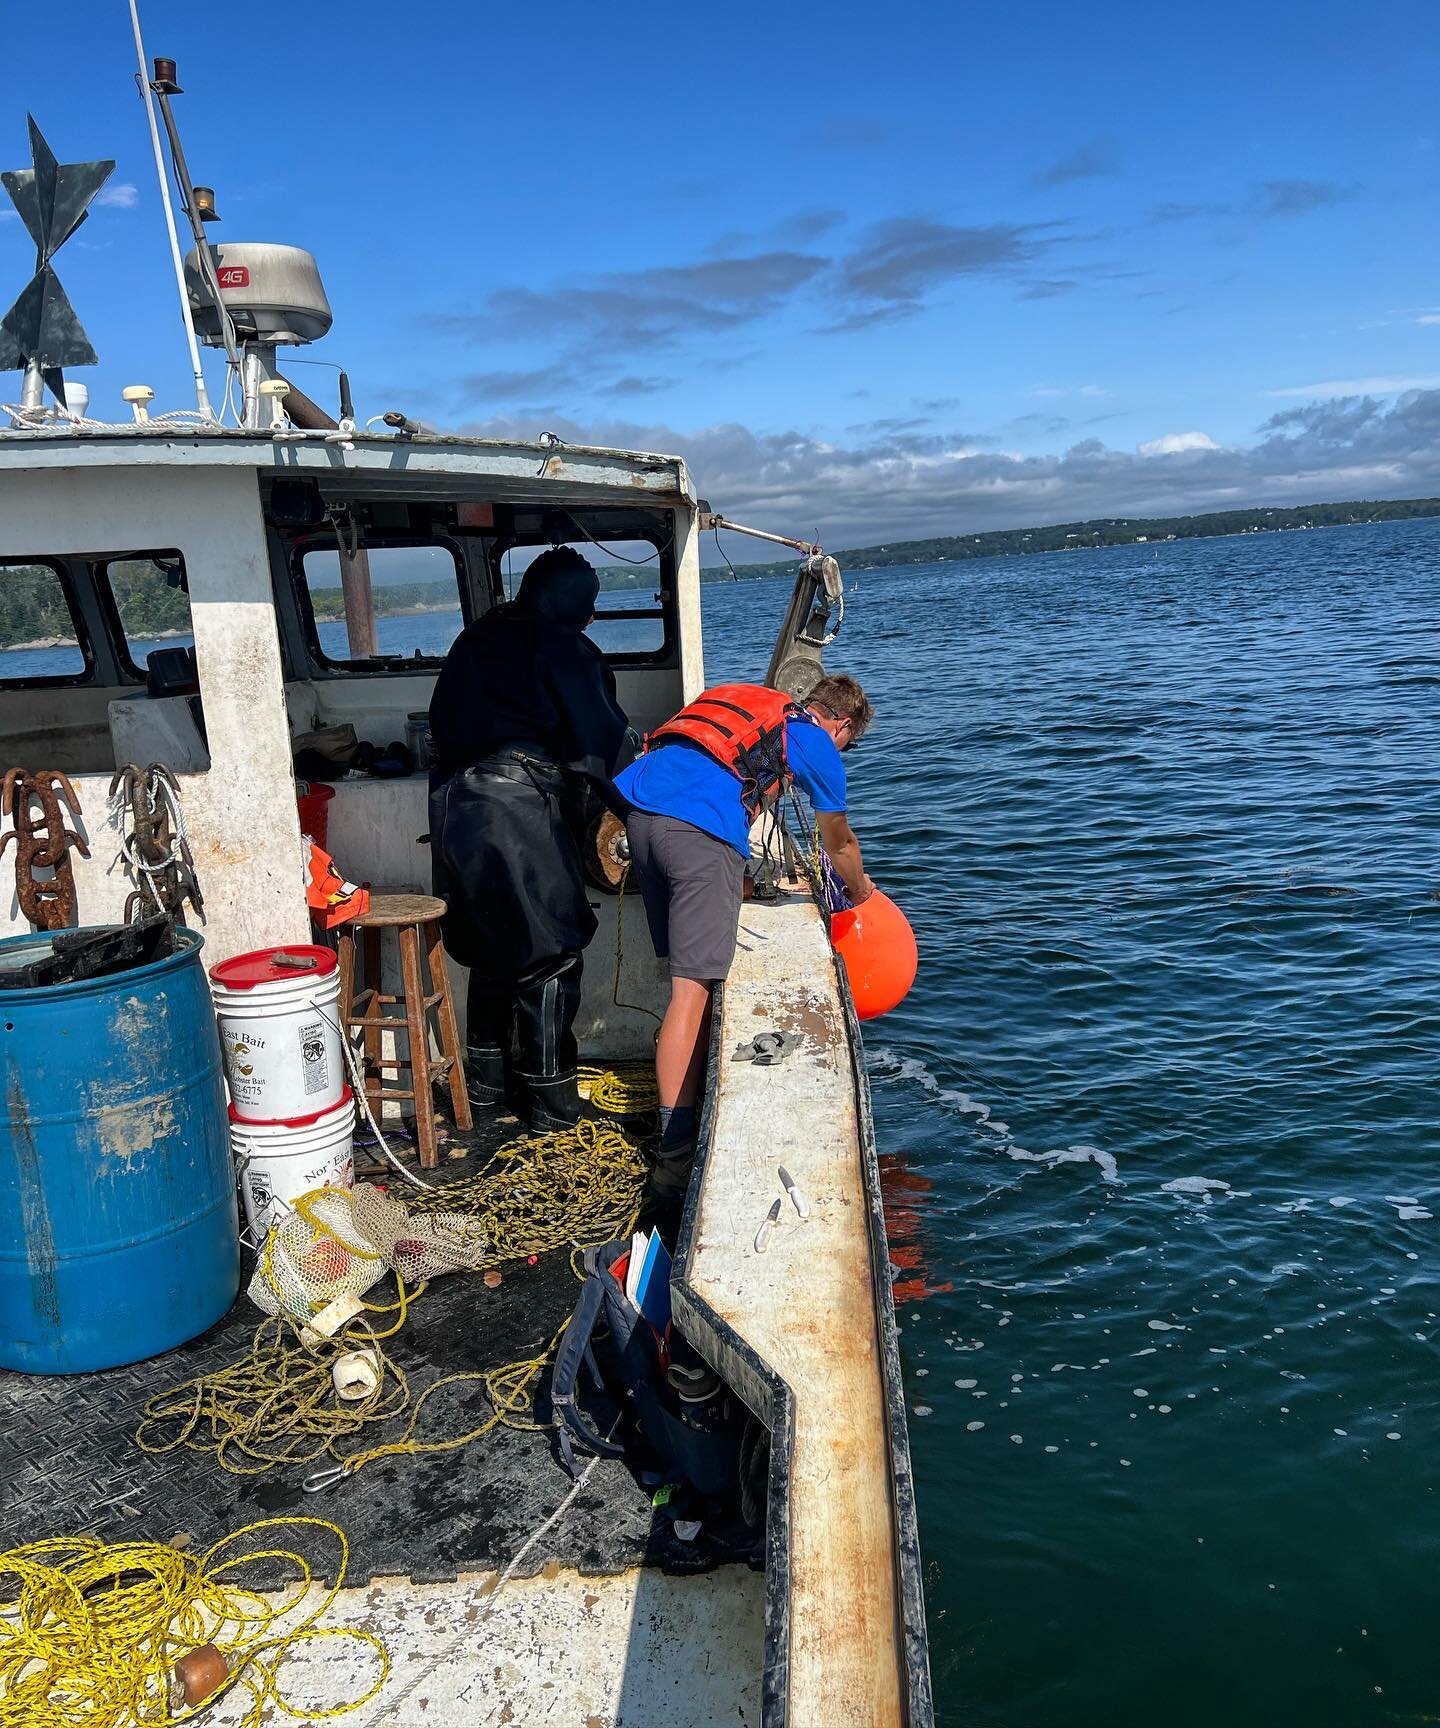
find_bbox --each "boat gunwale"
[673,980,797,1727]
[670,882,934,1728]
[838,934,935,1727]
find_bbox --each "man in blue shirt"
[617,673,875,1191]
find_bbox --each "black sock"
[660,1105,697,1153]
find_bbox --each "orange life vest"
[648,682,804,818]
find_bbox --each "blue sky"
[3,0,1439,550]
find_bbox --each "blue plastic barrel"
[0,926,239,1372]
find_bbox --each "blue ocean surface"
[699,518,1440,1728]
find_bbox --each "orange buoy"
[830,890,918,1020]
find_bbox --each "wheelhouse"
[0,428,701,1057]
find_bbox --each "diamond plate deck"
[0,1117,753,1587]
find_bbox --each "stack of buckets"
[209,945,355,1241]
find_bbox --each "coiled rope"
[578,1061,659,1115]
[135,1308,570,1482]
[136,1113,648,1480]
[0,1517,386,1728]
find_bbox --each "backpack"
[550,1239,742,1498]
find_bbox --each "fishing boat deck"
[0,894,929,1724]
[0,1110,756,1590]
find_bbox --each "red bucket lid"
[210,944,338,989]
[228,1086,353,1130]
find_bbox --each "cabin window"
[500,539,669,660]
[101,552,194,676]
[296,541,465,670]
[0,560,90,685]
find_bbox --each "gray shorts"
[626,811,746,982]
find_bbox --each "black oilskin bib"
[429,762,596,979]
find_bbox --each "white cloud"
[1138,430,1220,456]
[1031,383,1108,399]
[1360,308,1440,330]
[1266,373,1440,397]
[96,183,139,210]
[449,387,1440,551]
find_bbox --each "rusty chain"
[0,768,90,929]
[108,762,204,924]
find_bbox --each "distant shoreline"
[0,608,456,655]
[837,513,1386,577]
[4,634,81,653]
[3,625,197,653]
[315,603,457,624]
[697,496,1440,583]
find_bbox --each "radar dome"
[183,243,332,346]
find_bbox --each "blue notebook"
[632,1229,672,1331]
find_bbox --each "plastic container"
[0,925,239,1373]
[831,890,919,1020]
[296,781,335,848]
[405,712,435,771]
[209,945,345,1121]
[229,1089,356,1239]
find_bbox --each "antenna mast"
[126,0,213,421]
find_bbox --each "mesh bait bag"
[246,1184,488,1323]
[346,1183,487,1287]
[247,1189,388,1322]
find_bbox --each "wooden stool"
[336,894,472,1169]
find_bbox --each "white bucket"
[230,1090,356,1240]
[210,944,346,1122]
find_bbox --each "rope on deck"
[134,1099,651,1483]
[0,1517,386,1727]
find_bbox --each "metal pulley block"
[802,552,844,620]
[583,810,634,894]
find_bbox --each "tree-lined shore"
[697,497,1440,584]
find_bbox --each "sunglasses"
[815,704,858,749]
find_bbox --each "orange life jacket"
[648,682,805,818]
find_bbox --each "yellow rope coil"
[136,1113,647,1480]
[578,1062,659,1115]
[0,1517,387,1728]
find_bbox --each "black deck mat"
[0,1114,752,1586]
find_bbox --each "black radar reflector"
[0,115,115,393]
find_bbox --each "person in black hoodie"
[428,547,631,1131]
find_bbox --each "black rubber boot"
[465,1044,508,1111]
[513,952,585,1133]
[523,1072,585,1133]
[465,977,515,1113]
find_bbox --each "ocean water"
[699,519,1440,1728]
